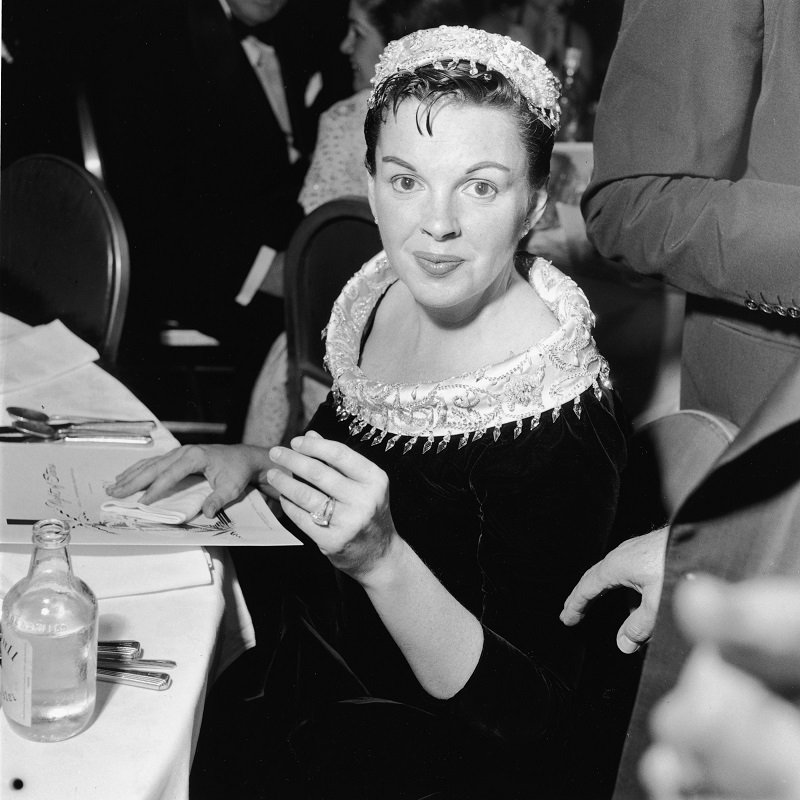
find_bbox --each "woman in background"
[299,0,481,213]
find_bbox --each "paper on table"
[0,320,99,393]
[0,545,213,599]
[0,442,300,547]
[101,476,210,524]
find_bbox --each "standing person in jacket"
[582,0,800,432]
[563,2,800,797]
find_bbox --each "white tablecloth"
[0,315,256,800]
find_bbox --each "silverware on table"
[98,640,144,659]
[98,657,177,670]
[97,668,173,691]
[6,406,156,430]
[1,421,153,445]
[1,636,174,690]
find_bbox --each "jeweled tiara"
[369,25,561,130]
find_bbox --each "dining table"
[0,313,266,800]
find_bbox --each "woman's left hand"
[267,430,397,579]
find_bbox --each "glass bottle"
[1,519,98,742]
[558,46,588,142]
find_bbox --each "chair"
[622,409,740,531]
[283,196,382,439]
[0,154,130,364]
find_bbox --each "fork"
[209,508,234,535]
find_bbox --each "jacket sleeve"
[582,0,800,307]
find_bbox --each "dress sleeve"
[441,390,626,752]
[298,93,369,215]
[582,0,800,306]
[298,106,340,215]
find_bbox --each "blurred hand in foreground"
[640,574,800,800]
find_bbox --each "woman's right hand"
[106,443,274,517]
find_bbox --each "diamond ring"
[309,495,335,527]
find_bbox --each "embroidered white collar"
[324,252,610,453]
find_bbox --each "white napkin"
[100,476,211,524]
[0,546,213,599]
[0,319,99,394]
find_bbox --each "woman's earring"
[373,215,379,225]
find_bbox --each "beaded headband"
[368,25,561,130]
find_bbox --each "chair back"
[284,196,381,437]
[0,154,130,364]
[618,409,740,541]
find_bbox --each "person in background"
[480,0,594,85]
[80,0,352,442]
[109,26,627,796]
[0,1,90,169]
[299,0,482,214]
[582,0,800,432]
[641,574,800,800]
[479,0,598,139]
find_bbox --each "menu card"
[0,443,299,547]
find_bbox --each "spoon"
[7,406,155,433]
[12,420,153,445]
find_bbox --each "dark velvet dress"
[268,253,627,798]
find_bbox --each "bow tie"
[230,17,277,45]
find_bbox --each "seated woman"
[109,26,626,797]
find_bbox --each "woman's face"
[340,2,385,92]
[368,100,546,321]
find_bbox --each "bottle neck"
[28,519,74,581]
[28,543,73,579]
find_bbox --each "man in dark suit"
[82,0,351,439]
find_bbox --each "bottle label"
[1,629,32,726]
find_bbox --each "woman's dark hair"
[364,62,555,195]
[357,0,482,43]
